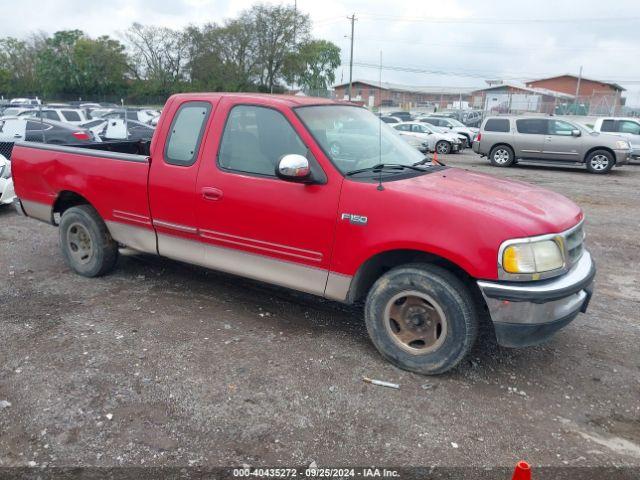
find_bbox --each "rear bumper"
[472,140,481,154]
[477,251,596,347]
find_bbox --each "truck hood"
[391,167,583,236]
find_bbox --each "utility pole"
[347,14,356,101]
[574,65,583,114]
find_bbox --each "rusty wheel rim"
[66,222,94,265]
[384,290,448,355]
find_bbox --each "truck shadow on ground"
[115,251,562,379]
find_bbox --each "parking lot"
[0,151,639,470]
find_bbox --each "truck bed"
[12,141,155,253]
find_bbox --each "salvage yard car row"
[0,98,159,144]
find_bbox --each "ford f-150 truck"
[12,93,596,375]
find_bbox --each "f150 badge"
[341,213,368,225]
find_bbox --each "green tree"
[248,4,310,91]
[124,23,190,95]
[0,37,41,95]
[284,39,341,92]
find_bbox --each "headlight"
[615,140,631,149]
[502,239,564,275]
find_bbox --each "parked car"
[81,119,155,141]
[461,110,484,128]
[380,116,402,124]
[388,111,413,122]
[592,117,640,159]
[393,121,462,154]
[427,124,469,147]
[12,93,595,375]
[1,107,36,118]
[0,117,96,144]
[10,97,40,106]
[430,110,484,128]
[18,108,89,125]
[99,108,161,125]
[473,116,631,174]
[395,131,429,153]
[419,116,479,147]
[0,154,15,206]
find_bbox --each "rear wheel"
[435,141,451,155]
[489,145,515,167]
[365,264,478,375]
[586,150,614,174]
[59,205,118,277]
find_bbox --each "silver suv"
[472,116,631,174]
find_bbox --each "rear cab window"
[516,119,548,135]
[484,118,510,132]
[164,101,212,166]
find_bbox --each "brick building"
[471,80,574,114]
[526,74,625,114]
[332,80,473,110]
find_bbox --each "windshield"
[296,105,424,174]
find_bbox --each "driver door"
[540,119,582,162]
[194,101,342,296]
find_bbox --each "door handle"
[202,187,223,201]
[13,134,21,138]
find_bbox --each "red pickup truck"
[12,93,595,374]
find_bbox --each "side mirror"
[571,129,581,137]
[277,154,311,182]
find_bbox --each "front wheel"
[59,205,119,277]
[435,141,451,155]
[365,264,478,375]
[586,150,614,174]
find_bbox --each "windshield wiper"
[413,156,446,167]
[346,163,428,176]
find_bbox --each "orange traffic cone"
[432,151,439,165]
[511,461,531,480]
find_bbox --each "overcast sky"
[4,0,640,106]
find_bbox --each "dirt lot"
[0,152,639,473]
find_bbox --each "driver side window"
[549,120,575,136]
[218,105,307,177]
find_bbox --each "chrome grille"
[564,223,584,267]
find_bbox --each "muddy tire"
[364,264,478,375]
[585,149,614,174]
[59,205,118,277]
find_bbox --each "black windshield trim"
[346,165,448,183]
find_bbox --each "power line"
[345,35,640,54]
[356,13,640,24]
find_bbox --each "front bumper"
[477,251,596,348]
[614,148,631,166]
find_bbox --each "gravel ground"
[0,151,639,474]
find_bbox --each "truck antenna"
[377,50,384,191]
